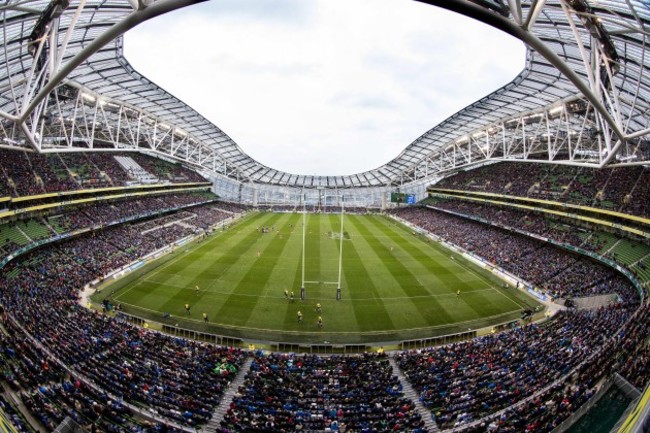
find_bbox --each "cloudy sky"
[124,0,525,176]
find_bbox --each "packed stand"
[44,153,80,191]
[434,162,650,218]
[26,152,78,193]
[391,207,639,303]
[130,154,206,183]
[58,153,113,188]
[133,211,198,233]
[427,197,648,298]
[395,306,633,429]
[86,153,132,186]
[1,321,186,432]
[430,198,587,248]
[0,191,231,262]
[457,304,649,433]
[0,148,208,198]
[222,352,426,433]
[186,204,236,231]
[0,149,43,196]
[0,209,248,428]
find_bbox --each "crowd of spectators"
[28,152,79,193]
[434,162,650,218]
[0,148,209,198]
[78,191,217,226]
[134,211,197,233]
[0,149,43,196]
[87,153,133,185]
[395,306,632,429]
[0,167,646,433]
[461,304,650,432]
[221,352,426,433]
[0,203,249,429]
[429,199,586,248]
[44,153,81,192]
[130,154,206,184]
[187,205,235,231]
[391,206,639,303]
[58,153,114,188]
[257,204,377,214]
[1,319,186,432]
[0,191,240,266]
[425,198,647,300]
[256,204,298,212]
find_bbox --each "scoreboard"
[390,192,416,204]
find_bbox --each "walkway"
[204,357,254,432]
[388,356,440,432]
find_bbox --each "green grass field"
[95,212,540,344]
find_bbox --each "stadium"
[0,0,648,432]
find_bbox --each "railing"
[549,374,641,433]
[611,381,649,433]
[52,416,84,433]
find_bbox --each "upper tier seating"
[0,148,207,198]
[434,162,650,218]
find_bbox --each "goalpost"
[300,194,345,300]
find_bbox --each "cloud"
[124,0,525,176]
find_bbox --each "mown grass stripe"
[330,214,395,332]
[150,213,280,317]
[215,214,301,326]
[366,215,474,291]
[348,215,456,324]
[335,215,427,330]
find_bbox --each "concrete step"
[388,356,440,433]
[203,357,254,432]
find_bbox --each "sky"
[124,0,525,176]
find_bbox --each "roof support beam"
[417,0,626,153]
[20,0,207,123]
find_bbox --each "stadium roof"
[0,0,649,188]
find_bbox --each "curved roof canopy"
[0,0,648,188]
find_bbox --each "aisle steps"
[204,357,253,432]
[389,356,440,432]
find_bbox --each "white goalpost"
[300,196,306,300]
[300,194,345,300]
[336,197,344,300]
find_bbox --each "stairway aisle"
[388,356,440,432]
[204,356,254,432]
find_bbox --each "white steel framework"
[0,0,648,204]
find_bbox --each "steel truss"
[0,0,648,202]
[394,0,650,187]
